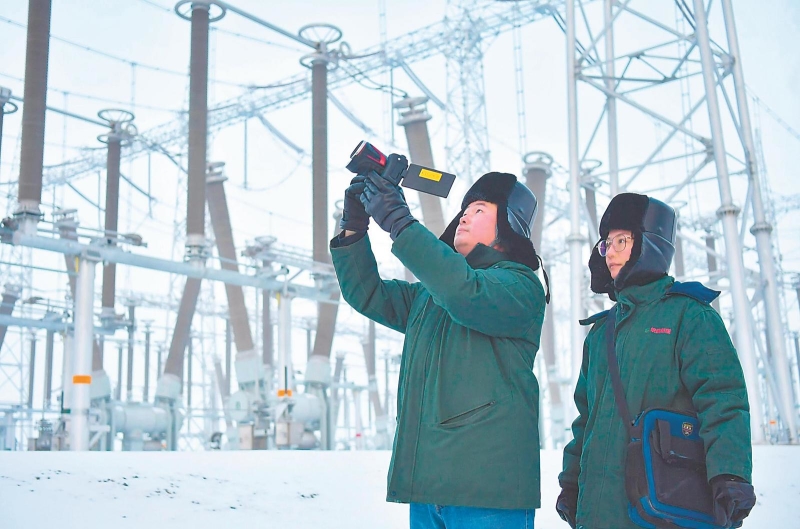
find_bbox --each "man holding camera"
[330,157,547,528]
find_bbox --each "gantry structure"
[0,0,797,451]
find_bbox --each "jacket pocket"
[438,400,497,429]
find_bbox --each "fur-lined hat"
[589,192,677,299]
[439,172,541,272]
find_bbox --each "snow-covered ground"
[0,447,796,528]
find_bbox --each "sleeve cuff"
[330,230,367,249]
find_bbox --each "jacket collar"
[616,275,674,308]
[465,243,507,269]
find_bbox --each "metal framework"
[444,0,492,181]
[562,0,796,443]
[0,0,797,450]
[40,0,557,187]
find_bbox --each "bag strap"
[605,306,634,437]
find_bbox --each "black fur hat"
[589,192,677,299]
[439,172,541,272]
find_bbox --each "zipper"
[402,296,432,498]
[439,400,497,427]
[407,296,446,498]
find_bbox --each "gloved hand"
[360,171,416,240]
[711,474,756,528]
[339,175,370,233]
[555,486,578,528]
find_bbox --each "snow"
[0,447,797,528]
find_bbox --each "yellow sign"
[419,168,443,182]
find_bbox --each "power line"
[339,61,408,99]
[0,15,249,89]
[0,71,183,114]
[133,0,306,53]
[747,86,800,144]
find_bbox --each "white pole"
[692,0,765,443]
[70,255,97,451]
[720,0,796,443]
[353,388,363,450]
[276,290,294,395]
[604,0,619,197]
[61,331,73,414]
[566,0,586,386]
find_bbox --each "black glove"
[711,474,756,528]
[360,171,416,240]
[339,175,370,233]
[555,486,578,528]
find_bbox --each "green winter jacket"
[559,276,752,529]
[330,222,546,509]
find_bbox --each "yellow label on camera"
[419,168,443,182]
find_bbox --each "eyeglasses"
[598,235,634,257]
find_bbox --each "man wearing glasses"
[555,192,755,529]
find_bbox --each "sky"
[0,0,798,446]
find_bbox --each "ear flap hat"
[589,192,677,300]
[439,171,541,272]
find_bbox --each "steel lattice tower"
[444,0,492,182]
[562,0,796,443]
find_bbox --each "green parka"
[559,276,752,529]
[330,222,546,509]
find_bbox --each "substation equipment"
[0,0,798,449]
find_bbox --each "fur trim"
[598,193,650,239]
[461,172,517,211]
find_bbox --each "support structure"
[693,0,767,441]
[362,320,387,447]
[560,0,795,443]
[673,219,686,278]
[0,87,19,169]
[207,165,255,356]
[444,0,491,180]
[565,0,586,387]
[98,110,136,346]
[156,3,220,433]
[126,304,136,401]
[44,328,54,407]
[300,26,344,372]
[276,290,294,395]
[70,254,98,451]
[14,0,52,232]
[27,334,36,410]
[0,285,21,351]
[225,318,233,396]
[330,351,345,439]
[523,152,564,446]
[395,96,446,237]
[705,233,722,313]
[206,163,265,411]
[45,2,555,186]
[55,211,108,398]
[603,0,619,196]
[719,0,796,442]
[143,325,151,402]
[0,0,793,453]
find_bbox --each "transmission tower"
[444,0,492,182]
[562,0,796,443]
